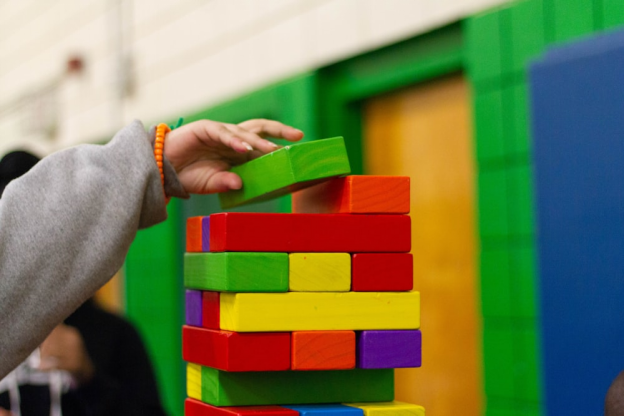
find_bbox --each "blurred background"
[3,0,624,415]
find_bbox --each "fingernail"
[268,141,279,148]
[242,142,253,151]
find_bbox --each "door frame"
[317,22,464,174]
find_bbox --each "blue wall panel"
[531,29,624,415]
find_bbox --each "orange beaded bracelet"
[154,123,171,188]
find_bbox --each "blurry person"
[606,371,624,415]
[0,151,165,415]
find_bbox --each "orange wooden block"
[292,331,355,370]
[292,176,410,214]
[187,216,204,252]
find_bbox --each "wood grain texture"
[185,290,202,327]
[187,216,210,252]
[291,331,355,370]
[351,253,413,292]
[182,326,290,371]
[189,366,393,406]
[220,292,420,332]
[209,213,411,253]
[202,291,220,330]
[185,399,299,416]
[219,137,351,209]
[185,252,288,292]
[357,330,421,369]
[285,404,364,416]
[292,176,410,214]
[364,74,481,415]
[289,253,351,291]
[187,363,202,402]
[344,401,425,416]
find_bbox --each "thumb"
[206,171,242,194]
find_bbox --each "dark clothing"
[0,301,166,415]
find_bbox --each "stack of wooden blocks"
[182,138,424,416]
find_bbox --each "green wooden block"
[510,244,538,319]
[513,322,543,403]
[465,8,504,81]
[510,0,547,72]
[503,81,532,158]
[602,0,624,29]
[483,318,515,399]
[551,0,596,42]
[192,366,394,406]
[184,252,288,292]
[481,247,512,318]
[478,168,509,238]
[507,164,536,237]
[475,88,506,163]
[219,137,351,209]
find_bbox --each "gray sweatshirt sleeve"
[0,120,183,378]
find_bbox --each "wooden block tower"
[183,138,425,416]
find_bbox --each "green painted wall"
[125,199,185,415]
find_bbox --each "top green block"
[219,137,351,209]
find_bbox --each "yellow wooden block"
[187,363,202,401]
[220,292,420,332]
[289,253,351,291]
[345,401,426,416]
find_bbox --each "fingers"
[238,119,304,142]
[224,124,280,154]
[207,171,242,193]
[186,120,276,154]
[200,122,253,154]
[176,160,243,195]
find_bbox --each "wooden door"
[364,74,482,415]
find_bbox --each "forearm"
[0,121,167,378]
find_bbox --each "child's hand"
[163,119,304,194]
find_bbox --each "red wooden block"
[187,216,203,252]
[202,291,220,330]
[209,213,410,253]
[351,253,413,292]
[292,331,355,370]
[182,326,290,371]
[292,176,410,214]
[185,398,299,416]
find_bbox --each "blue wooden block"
[285,404,364,416]
[530,28,624,416]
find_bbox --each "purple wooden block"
[357,330,421,369]
[202,217,210,252]
[185,289,202,327]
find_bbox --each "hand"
[39,324,94,385]
[163,119,304,194]
[0,407,12,416]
